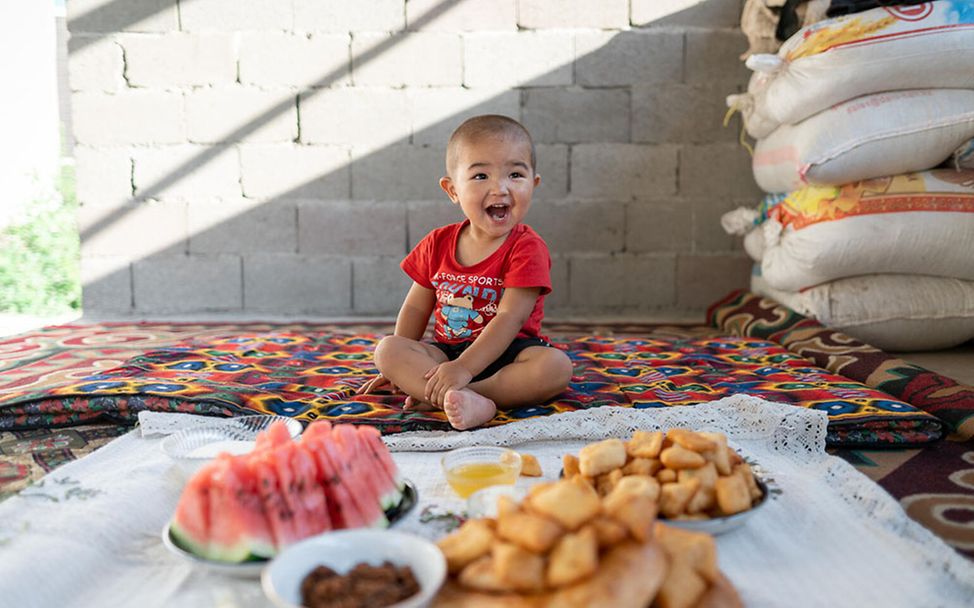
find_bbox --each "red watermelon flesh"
[321,431,389,528]
[169,460,219,559]
[332,424,387,512]
[303,432,371,529]
[252,450,302,549]
[254,419,293,452]
[302,419,333,441]
[357,425,404,509]
[205,455,275,562]
[290,441,332,534]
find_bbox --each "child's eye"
[472,173,487,180]
[510,172,524,179]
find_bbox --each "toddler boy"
[357,115,572,430]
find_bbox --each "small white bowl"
[161,415,303,478]
[261,529,446,608]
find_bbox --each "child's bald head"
[445,115,536,177]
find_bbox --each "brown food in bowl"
[300,561,420,608]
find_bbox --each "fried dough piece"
[659,479,700,519]
[590,515,628,548]
[546,526,598,588]
[519,453,543,477]
[627,430,664,459]
[457,555,509,593]
[715,474,751,515]
[578,438,627,477]
[493,542,546,593]
[678,462,718,491]
[657,468,678,484]
[698,432,733,475]
[607,474,660,502]
[562,454,580,478]
[734,462,763,502]
[660,445,707,470]
[438,519,496,574]
[655,523,719,584]
[667,428,717,453]
[622,457,661,477]
[497,511,563,554]
[603,493,657,543]
[528,477,601,531]
[595,468,623,497]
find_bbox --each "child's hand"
[424,360,473,406]
[356,373,400,395]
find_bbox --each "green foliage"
[0,167,81,313]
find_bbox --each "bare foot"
[443,389,497,430]
[403,396,438,412]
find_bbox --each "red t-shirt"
[401,221,551,345]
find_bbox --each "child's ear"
[439,176,459,203]
[533,173,541,188]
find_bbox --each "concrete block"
[676,253,751,309]
[352,33,462,87]
[73,146,132,208]
[293,0,404,33]
[678,143,762,199]
[121,33,236,87]
[691,197,749,253]
[535,144,569,200]
[79,201,187,258]
[67,0,178,33]
[239,33,351,88]
[407,0,516,31]
[406,200,465,249]
[685,30,750,85]
[352,257,413,314]
[527,201,625,255]
[186,87,298,144]
[352,145,446,200]
[188,198,297,254]
[632,83,738,144]
[132,145,241,200]
[299,88,410,151]
[298,201,406,257]
[240,144,350,199]
[545,255,570,312]
[464,32,573,87]
[134,254,243,313]
[179,0,293,31]
[67,35,124,92]
[244,253,351,313]
[522,88,629,144]
[571,144,678,200]
[625,200,692,253]
[71,91,183,145]
[80,256,133,313]
[576,31,683,87]
[408,88,520,146]
[517,0,628,29]
[569,254,676,309]
[631,0,741,28]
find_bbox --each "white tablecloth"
[1,395,973,608]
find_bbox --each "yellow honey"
[445,462,519,498]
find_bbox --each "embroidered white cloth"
[1,395,973,608]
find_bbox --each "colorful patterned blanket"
[0,327,943,447]
[708,290,974,441]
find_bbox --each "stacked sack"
[722,1,974,352]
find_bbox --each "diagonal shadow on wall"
[78,0,755,318]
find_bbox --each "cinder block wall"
[69,0,759,319]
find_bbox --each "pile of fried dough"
[566,428,763,520]
[432,473,742,608]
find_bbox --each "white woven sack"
[753,89,974,193]
[728,2,974,139]
[751,270,974,351]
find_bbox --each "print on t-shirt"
[432,271,502,342]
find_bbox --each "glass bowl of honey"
[441,446,522,498]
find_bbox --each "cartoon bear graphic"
[439,294,483,340]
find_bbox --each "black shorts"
[432,337,552,382]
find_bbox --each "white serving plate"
[261,529,445,608]
[161,522,266,579]
[663,477,770,535]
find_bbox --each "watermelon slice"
[169,418,408,563]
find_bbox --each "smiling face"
[440,133,541,242]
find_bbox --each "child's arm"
[424,286,540,406]
[357,282,435,394]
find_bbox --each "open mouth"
[486,203,511,222]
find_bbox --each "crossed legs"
[373,335,573,430]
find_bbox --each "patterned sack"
[752,89,974,193]
[738,170,974,290]
[729,1,974,138]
